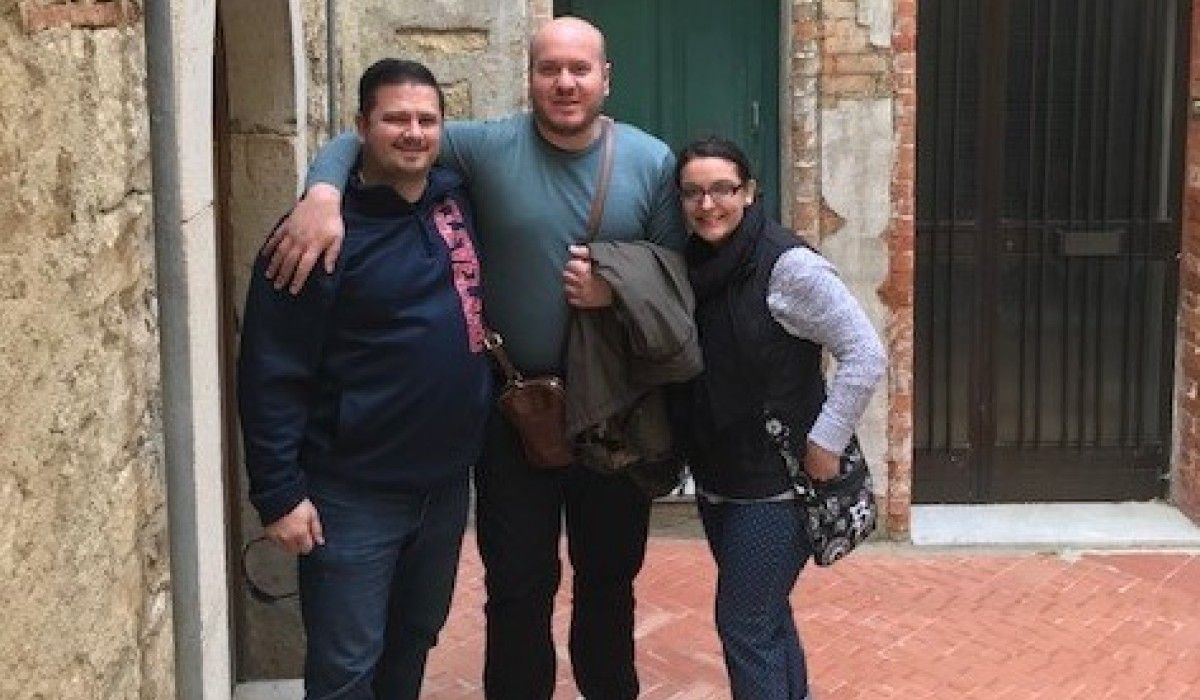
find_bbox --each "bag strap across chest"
[583,115,615,243]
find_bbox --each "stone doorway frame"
[146,1,307,697]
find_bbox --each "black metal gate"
[914,0,1187,502]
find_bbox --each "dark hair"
[675,135,754,186]
[358,58,445,117]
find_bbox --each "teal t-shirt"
[308,114,684,373]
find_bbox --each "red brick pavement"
[423,533,1200,699]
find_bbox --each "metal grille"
[914,0,1185,502]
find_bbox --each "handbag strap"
[484,332,523,383]
[583,116,616,243]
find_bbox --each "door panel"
[555,0,781,216]
[915,0,1184,502]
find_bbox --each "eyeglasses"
[680,181,744,205]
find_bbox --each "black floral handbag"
[765,412,878,566]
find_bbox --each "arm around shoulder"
[305,130,361,191]
[263,131,360,293]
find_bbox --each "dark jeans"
[298,474,469,700]
[475,411,651,700]
[698,497,811,700]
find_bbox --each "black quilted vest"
[678,204,826,499]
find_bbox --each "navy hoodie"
[237,165,492,525]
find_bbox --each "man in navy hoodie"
[237,59,491,700]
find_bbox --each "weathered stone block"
[442,79,471,120]
[395,27,488,54]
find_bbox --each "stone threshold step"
[911,502,1200,548]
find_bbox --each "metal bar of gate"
[1019,0,1042,450]
[1122,0,1156,449]
[1095,0,1117,449]
[1158,0,1187,460]
[1064,0,1083,450]
[976,0,1009,498]
[945,0,962,451]
[1037,0,1056,448]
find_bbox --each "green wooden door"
[555,0,781,216]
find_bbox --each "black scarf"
[685,201,766,301]
[681,202,769,436]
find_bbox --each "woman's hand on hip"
[804,440,841,482]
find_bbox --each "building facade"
[1,0,1197,696]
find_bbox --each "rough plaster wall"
[334,0,529,125]
[812,0,895,501]
[821,99,893,494]
[0,13,173,700]
[858,0,892,48]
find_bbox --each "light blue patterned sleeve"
[766,247,887,453]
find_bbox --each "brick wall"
[1176,2,1200,526]
[798,0,913,535]
[883,0,915,535]
[792,0,896,240]
[821,0,891,105]
[790,0,822,238]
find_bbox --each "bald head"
[530,16,607,67]
[526,15,611,150]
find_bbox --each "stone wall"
[0,4,174,699]
[328,0,531,129]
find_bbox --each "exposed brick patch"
[883,0,916,536]
[1177,8,1200,526]
[820,7,892,105]
[790,0,822,238]
[818,198,847,240]
[19,0,139,33]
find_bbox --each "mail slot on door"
[1059,228,1124,257]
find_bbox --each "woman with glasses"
[672,136,886,700]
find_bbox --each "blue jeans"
[298,474,469,700]
[698,497,811,700]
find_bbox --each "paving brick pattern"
[423,534,1200,699]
